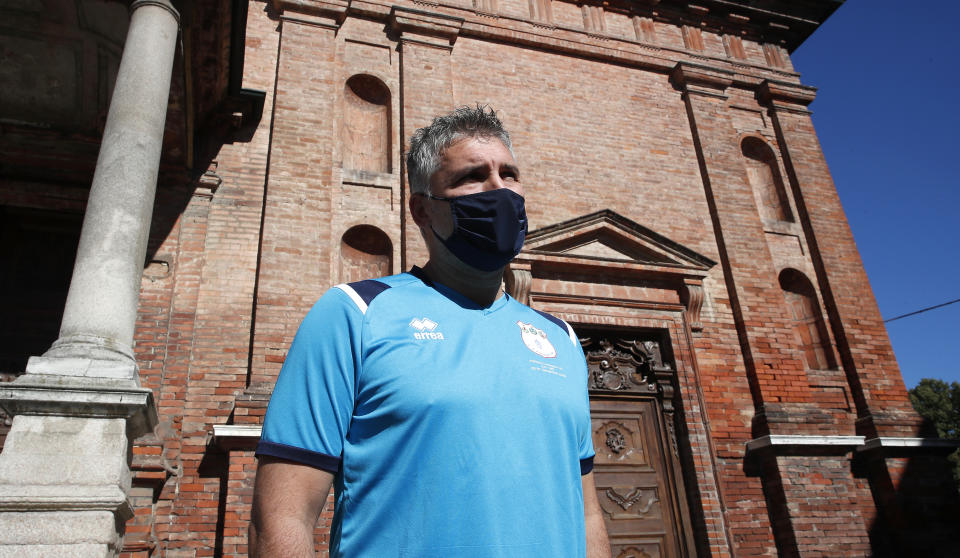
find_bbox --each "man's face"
[421,136,523,239]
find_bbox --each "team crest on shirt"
[517,321,556,358]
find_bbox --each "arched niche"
[340,225,392,283]
[779,268,835,370]
[342,74,391,174]
[741,137,793,223]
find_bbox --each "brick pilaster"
[390,6,463,269]
[672,63,816,430]
[759,80,921,439]
[247,2,346,389]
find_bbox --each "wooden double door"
[582,335,696,558]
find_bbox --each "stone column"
[0,2,179,556]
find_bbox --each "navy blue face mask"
[426,188,527,272]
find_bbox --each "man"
[250,106,611,557]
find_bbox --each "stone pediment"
[520,209,715,275]
[508,210,716,331]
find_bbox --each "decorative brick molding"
[389,6,464,47]
[670,62,733,99]
[757,79,817,113]
[272,0,351,23]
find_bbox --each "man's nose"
[482,169,509,191]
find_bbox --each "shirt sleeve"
[256,288,363,473]
[570,323,596,475]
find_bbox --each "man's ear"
[409,193,431,229]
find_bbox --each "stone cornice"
[212,424,263,450]
[747,434,865,452]
[0,374,157,438]
[745,434,960,458]
[615,0,841,52]
[858,437,960,456]
[269,0,805,86]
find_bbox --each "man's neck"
[421,258,504,307]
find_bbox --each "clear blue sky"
[792,0,960,389]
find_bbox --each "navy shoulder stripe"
[348,279,391,305]
[347,279,390,306]
[534,309,578,345]
[335,279,392,314]
[534,309,567,333]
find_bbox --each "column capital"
[273,0,350,27]
[757,79,817,114]
[670,62,733,99]
[389,6,463,50]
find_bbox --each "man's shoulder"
[330,272,422,315]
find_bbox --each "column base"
[0,511,124,558]
[41,334,137,368]
[0,415,140,556]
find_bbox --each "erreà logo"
[517,321,556,358]
[410,317,444,340]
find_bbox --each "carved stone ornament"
[680,280,705,332]
[581,336,671,394]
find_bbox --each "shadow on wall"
[860,419,960,557]
[745,427,960,557]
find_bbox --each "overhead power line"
[884,298,960,323]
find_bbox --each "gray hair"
[405,105,514,195]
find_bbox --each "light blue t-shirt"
[257,268,595,557]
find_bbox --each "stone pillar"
[0,2,179,556]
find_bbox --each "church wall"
[450,37,714,258]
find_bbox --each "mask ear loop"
[417,191,457,242]
[423,192,455,202]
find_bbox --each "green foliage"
[908,378,960,488]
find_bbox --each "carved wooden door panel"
[582,335,694,558]
[591,398,683,558]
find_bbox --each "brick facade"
[2,0,958,556]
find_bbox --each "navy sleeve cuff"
[580,456,594,475]
[255,440,341,473]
